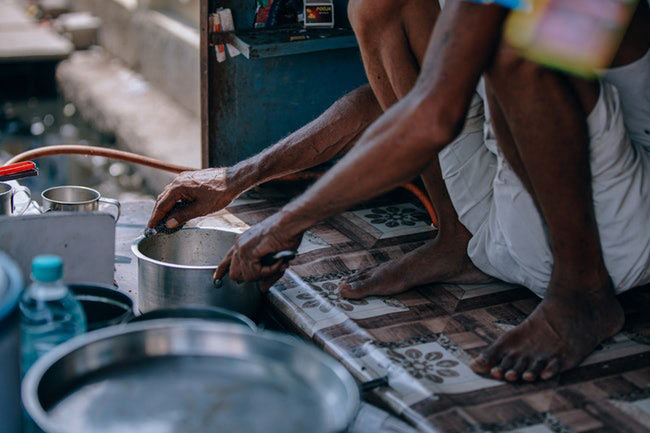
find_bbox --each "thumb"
[258,263,289,292]
[213,248,233,281]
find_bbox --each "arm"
[229,84,382,188]
[147,84,382,228]
[217,1,508,284]
[280,1,507,234]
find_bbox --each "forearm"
[227,84,382,192]
[280,1,507,233]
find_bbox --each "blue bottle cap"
[31,255,63,283]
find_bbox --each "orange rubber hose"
[5,145,196,173]
[401,182,438,228]
[4,144,438,227]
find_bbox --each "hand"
[214,211,303,292]
[147,168,244,229]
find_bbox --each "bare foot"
[470,282,625,382]
[339,231,494,299]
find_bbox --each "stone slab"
[0,25,73,61]
[0,0,33,28]
[56,50,201,193]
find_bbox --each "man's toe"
[522,357,547,382]
[471,345,502,374]
[489,352,517,379]
[505,357,528,382]
[540,358,561,380]
[339,280,373,299]
[470,354,491,374]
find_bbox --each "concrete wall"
[72,0,200,117]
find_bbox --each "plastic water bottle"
[20,255,87,375]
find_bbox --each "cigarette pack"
[304,0,334,28]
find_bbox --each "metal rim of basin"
[128,305,257,331]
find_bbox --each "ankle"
[547,270,616,301]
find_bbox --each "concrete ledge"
[133,9,199,116]
[71,0,199,116]
[56,50,200,192]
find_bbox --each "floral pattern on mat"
[363,206,429,228]
[297,282,368,313]
[387,348,460,384]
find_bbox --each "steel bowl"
[128,305,256,331]
[69,284,134,331]
[22,320,360,433]
[0,250,24,433]
[131,228,261,318]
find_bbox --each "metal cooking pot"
[131,228,261,317]
[69,284,134,331]
[22,320,360,433]
[0,251,24,433]
[128,305,256,331]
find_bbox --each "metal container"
[0,182,31,216]
[40,186,121,222]
[22,320,360,433]
[69,284,134,331]
[128,305,256,330]
[131,228,261,317]
[0,251,24,433]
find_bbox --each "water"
[20,279,87,374]
[1,97,155,202]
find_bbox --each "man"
[149,0,493,292]
[150,1,650,381]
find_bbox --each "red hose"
[4,144,438,227]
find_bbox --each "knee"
[348,0,405,39]
[486,42,547,93]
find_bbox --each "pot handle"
[213,250,297,289]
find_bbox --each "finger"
[522,358,548,382]
[505,357,529,382]
[259,268,287,293]
[148,188,179,228]
[213,248,234,280]
[163,202,201,229]
[228,251,244,283]
[240,255,288,282]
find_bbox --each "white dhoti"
[439,82,650,298]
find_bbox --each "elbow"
[408,97,466,153]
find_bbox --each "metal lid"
[0,251,23,322]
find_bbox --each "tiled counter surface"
[116,195,650,433]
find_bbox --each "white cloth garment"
[440,70,650,297]
[603,47,650,153]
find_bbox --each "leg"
[340,157,494,298]
[470,46,624,382]
[348,0,440,109]
[340,0,493,298]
